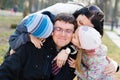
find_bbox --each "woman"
[73,5,104,36]
[68,5,114,80]
[68,5,119,78]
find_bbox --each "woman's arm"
[37,3,84,15]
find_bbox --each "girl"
[72,26,113,80]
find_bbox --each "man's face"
[52,20,74,50]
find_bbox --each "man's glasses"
[54,27,74,34]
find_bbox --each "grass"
[0,16,22,63]
[0,16,22,25]
[102,32,120,64]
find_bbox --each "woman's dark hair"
[73,5,104,36]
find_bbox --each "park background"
[0,0,120,80]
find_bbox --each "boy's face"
[52,20,74,50]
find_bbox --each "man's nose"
[61,30,66,36]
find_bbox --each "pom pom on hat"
[25,13,53,38]
[78,26,101,50]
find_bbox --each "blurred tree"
[95,0,104,11]
[0,0,4,9]
[111,0,119,30]
[0,0,23,11]
[0,0,9,9]
[29,0,39,13]
[23,0,29,17]
[13,0,18,4]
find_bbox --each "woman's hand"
[29,34,45,48]
[54,49,69,68]
[103,57,118,76]
[68,57,75,68]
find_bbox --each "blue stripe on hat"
[25,14,37,28]
[37,16,50,37]
[41,24,53,38]
[30,15,43,33]
[40,17,53,38]
[32,15,48,37]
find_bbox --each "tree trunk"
[23,0,29,18]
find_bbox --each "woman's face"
[76,15,93,27]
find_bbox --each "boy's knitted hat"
[25,13,53,38]
[78,26,101,50]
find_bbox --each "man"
[0,13,77,80]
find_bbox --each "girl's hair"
[75,49,83,73]
[73,5,104,36]
[73,5,104,73]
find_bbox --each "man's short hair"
[54,13,77,32]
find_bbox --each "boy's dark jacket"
[0,36,77,80]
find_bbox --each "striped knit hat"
[25,13,53,38]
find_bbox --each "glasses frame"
[54,27,74,34]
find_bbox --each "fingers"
[56,58,66,68]
[53,57,56,61]
[103,67,115,76]
[32,38,46,49]
[103,61,116,76]
[36,39,46,48]
[54,56,65,68]
[10,49,15,55]
[56,59,65,68]
[40,38,46,43]
[68,58,74,63]
[53,49,69,68]
[39,40,43,46]
[34,40,41,48]
[68,57,75,68]
[30,34,46,49]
